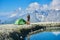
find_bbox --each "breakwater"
[0,22,60,40]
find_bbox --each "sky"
[0,0,60,22]
[0,0,52,12]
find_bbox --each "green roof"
[15,19,26,25]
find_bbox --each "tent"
[15,19,26,25]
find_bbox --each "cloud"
[40,0,60,10]
[26,2,41,13]
[18,8,21,11]
[50,0,60,10]
[26,0,60,11]
[43,0,60,22]
[36,0,60,10]
[9,7,22,18]
[28,2,40,10]
[1,1,60,23]
[9,13,17,18]
[9,0,60,23]
[25,2,60,22]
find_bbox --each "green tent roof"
[15,19,26,25]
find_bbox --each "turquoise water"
[25,32,60,40]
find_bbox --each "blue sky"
[0,0,52,12]
[0,0,60,23]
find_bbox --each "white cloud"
[52,32,60,36]
[50,0,60,10]
[2,1,60,22]
[9,7,22,18]
[18,8,21,11]
[9,13,17,18]
[0,12,12,16]
[36,0,60,10]
[43,0,60,22]
[41,0,60,10]
[26,2,41,13]
[26,0,60,11]
[25,2,60,22]
[28,2,40,10]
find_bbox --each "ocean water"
[25,32,60,40]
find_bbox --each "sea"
[25,32,60,40]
